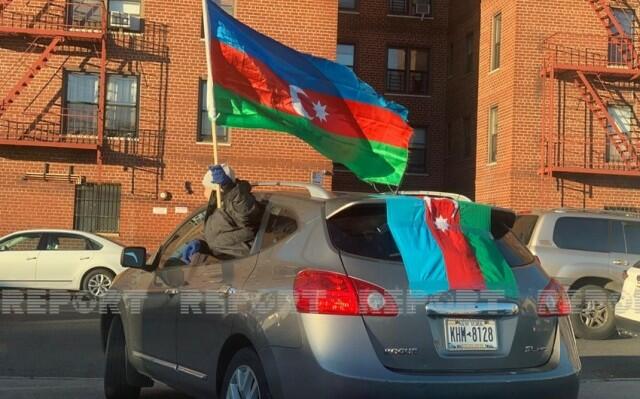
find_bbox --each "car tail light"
[537,279,571,317]
[294,270,398,317]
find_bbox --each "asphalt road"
[0,296,639,398]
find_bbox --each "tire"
[570,284,617,340]
[82,268,115,298]
[104,317,141,399]
[221,348,271,399]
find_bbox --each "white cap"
[202,163,236,189]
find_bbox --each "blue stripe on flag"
[205,0,409,121]
[386,197,450,294]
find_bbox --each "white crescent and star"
[289,85,330,123]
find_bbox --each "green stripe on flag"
[213,85,409,185]
[460,202,519,299]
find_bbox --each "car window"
[158,211,206,268]
[552,217,609,253]
[0,233,42,251]
[611,220,626,253]
[623,221,640,255]
[260,205,298,251]
[512,215,538,245]
[45,234,92,251]
[327,203,402,262]
[327,203,534,267]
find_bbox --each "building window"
[106,75,139,137]
[389,0,432,17]
[74,184,121,234]
[108,0,142,32]
[408,127,427,173]
[491,13,502,71]
[465,32,474,73]
[198,80,229,143]
[488,106,498,163]
[463,116,472,159]
[608,8,634,65]
[339,0,357,10]
[65,72,99,135]
[337,44,355,69]
[67,0,102,28]
[606,104,632,162]
[64,72,139,137]
[387,48,429,95]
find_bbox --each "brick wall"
[0,0,337,250]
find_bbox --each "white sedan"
[615,263,640,336]
[0,229,126,298]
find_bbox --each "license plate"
[445,318,498,351]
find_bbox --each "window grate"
[74,184,121,234]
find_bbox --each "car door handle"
[164,288,180,296]
[612,259,629,266]
[217,285,236,297]
[80,257,91,260]
[26,257,37,261]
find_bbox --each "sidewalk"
[0,377,637,398]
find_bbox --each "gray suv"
[102,186,580,399]
[514,209,640,340]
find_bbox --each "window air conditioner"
[414,0,431,17]
[110,11,131,29]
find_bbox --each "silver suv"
[514,209,640,340]
[102,186,580,399]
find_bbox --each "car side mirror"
[121,247,147,269]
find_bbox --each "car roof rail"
[252,181,334,200]
[397,191,472,202]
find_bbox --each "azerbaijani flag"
[202,0,413,185]
[386,197,519,299]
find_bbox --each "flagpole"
[202,0,222,208]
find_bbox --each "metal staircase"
[0,36,63,118]
[540,1,640,176]
[574,70,638,167]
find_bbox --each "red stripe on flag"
[424,198,486,291]
[210,40,412,149]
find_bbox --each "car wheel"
[82,268,115,298]
[104,317,141,399]
[221,348,271,399]
[571,284,617,340]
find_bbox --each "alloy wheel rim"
[579,299,609,328]
[226,365,260,399]
[87,273,112,297]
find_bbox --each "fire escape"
[541,0,640,177]
[0,0,107,165]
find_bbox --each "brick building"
[0,0,338,249]
[2,0,640,250]
[472,0,640,212]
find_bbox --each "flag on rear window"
[202,0,413,185]
[386,197,520,298]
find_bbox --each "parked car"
[0,229,125,298]
[513,209,640,340]
[615,262,640,336]
[102,185,580,399]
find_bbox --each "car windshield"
[327,202,535,267]
[512,215,538,245]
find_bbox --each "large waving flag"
[202,0,413,185]
[386,197,519,299]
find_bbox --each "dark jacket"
[204,180,262,258]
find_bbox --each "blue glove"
[180,240,201,264]
[209,165,232,186]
